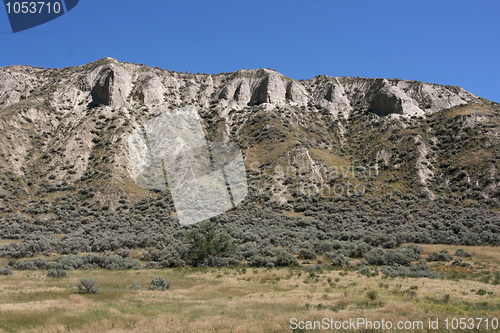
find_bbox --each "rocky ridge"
[0,57,498,211]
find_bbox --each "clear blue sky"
[1,0,499,102]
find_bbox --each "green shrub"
[366,290,378,301]
[455,248,473,257]
[327,253,350,267]
[250,256,273,267]
[305,264,322,272]
[13,260,39,270]
[299,249,316,260]
[184,222,235,266]
[427,249,454,262]
[358,266,371,276]
[476,289,487,296]
[47,269,68,278]
[115,248,131,258]
[275,252,299,267]
[451,257,470,267]
[126,282,141,290]
[381,263,439,279]
[0,267,13,275]
[149,277,171,291]
[77,278,100,294]
[364,246,422,266]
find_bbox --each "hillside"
[0,58,499,266]
[0,57,498,212]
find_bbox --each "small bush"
[299,249,316,260]
[476,289,487,296]
[149,277,171,291]
[126,282,141,290]
[364,246,422,266]
[381,263,439,279]
[160,258,185,268]
[427,250,454,262]
[328,253,350,267]
[451,257,470,267]
[305,264,322,272]
[249,256,273,267]
[0,267,13,275]
[358,266,371,276]
[274,252,299,267]
[77,278,100,294]
[47,269,68,278]
[14,260,38,270]
[455,248,473,257]
[366,290,378,301]
[405,289,417,297]
[13,258,52,270]
[206,257,240,267]
[115,248,131,258]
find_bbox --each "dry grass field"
[0,245,498,333]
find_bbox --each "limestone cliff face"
[89,63,132,107]
[0,59,480,120]
[0,57,498,209]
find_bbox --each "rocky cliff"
[0,57,498,212]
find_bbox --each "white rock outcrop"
[89,63,132,106]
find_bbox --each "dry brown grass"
[444,102,496,119]
[0,246,498,332]
[309,148,350,168]
[0,239,22,247]
[419,244,500,271]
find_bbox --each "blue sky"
[1,0,499,102]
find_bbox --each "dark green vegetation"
[0,190,498,282]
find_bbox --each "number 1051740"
[5,2,61,14]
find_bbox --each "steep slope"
[0,57,498,215]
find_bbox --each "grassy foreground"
[0,245,498,333]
